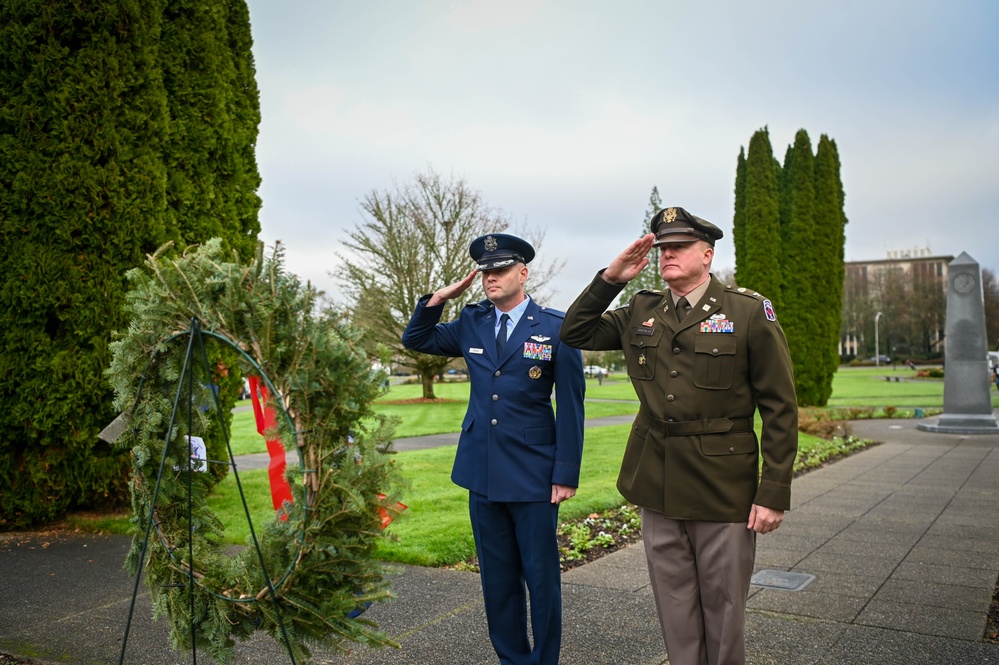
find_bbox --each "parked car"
[583,365,608,377]
[867,355,891,364]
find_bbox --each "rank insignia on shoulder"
[763,299,777,321]
[529,366,542,379]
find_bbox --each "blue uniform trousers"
[469,491,562,665]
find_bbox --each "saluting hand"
[602,233,656,285]
[428,269,478,307]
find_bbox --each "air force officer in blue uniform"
[402,233,585,665]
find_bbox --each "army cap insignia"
[663,208,678,223]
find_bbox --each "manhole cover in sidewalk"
[750,570,815,591]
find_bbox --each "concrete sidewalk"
[2,418,998,664]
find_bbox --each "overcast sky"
[244,0,998,311]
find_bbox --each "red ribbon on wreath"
[248,376,294,519]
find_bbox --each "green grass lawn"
[200,420,842,567]
[81,365,999,568]
[228,377,641,454]
[828,366,999,408]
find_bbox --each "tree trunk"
[421,372,437,399]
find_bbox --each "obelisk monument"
[918,252,998,433]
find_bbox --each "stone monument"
[918,252,999,433]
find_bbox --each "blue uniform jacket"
[402,295,586,502]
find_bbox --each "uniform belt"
[637,411,752,436]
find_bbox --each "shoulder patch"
[762,299,777,321]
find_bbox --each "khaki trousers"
[641,509,756,665]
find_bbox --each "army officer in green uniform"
[559,207,798,665]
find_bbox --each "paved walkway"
[1,418,998,664]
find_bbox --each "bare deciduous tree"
[337,168,560,398]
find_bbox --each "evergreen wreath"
[106,239,404,664]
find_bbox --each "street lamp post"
[875,311,883,367]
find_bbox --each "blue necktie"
[496,313,510,355]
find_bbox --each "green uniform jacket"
[560,272,798,522]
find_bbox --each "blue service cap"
[469,233,535,271]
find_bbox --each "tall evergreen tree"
[0,0,170,528]
[618,186,665,305]
[160,0,261,260]
[813,135,848,403]
[0,0,262,528]
[780,130,821,404]
[733,149,747,285]
[741,127,783,311]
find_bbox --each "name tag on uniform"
[469,347,484,354]
[636,326,654,336]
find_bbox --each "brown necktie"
[675,296,689,323]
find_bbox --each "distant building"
[840,247,953,359]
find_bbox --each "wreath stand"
[118,317,303,665]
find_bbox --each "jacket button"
[729,446,736,453]
[666,394,675,401]
[492,394,499,401]
[673,347,681,354]
[491,419,498,425]
[713,348,720,355]
[667,418,674,422]
[670,370,678,378]
[494,370,501,377]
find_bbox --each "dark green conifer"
[741,127,783,311]
[813,135,848,404]
[780,130,821,404]
[0,0,262,528]
[0,0,170,527]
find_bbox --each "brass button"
[670,370,678,378]
[713,348,720,355]
[673,347,681,354]
[666,395,675,402]
[729,446,736,453]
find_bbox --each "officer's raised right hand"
[428,269,478,306]
[602,233,656,285]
